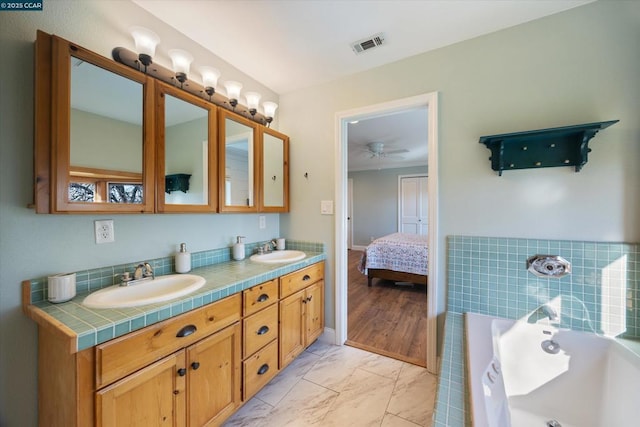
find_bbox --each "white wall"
[279,1,640,338]
[0,2,279,425]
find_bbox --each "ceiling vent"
[351,33,386,54]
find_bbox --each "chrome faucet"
[257,240,277,255]
[121,262,154,286]
[528,304,560,323]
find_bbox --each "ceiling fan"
[365,142,408,159]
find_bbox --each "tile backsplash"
[28,240,324,304]
[448,235,639,338]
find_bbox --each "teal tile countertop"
[432,312,640,427]
[25,249,325,352]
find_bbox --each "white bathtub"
[465,312,640,427]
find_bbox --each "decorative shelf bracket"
[479,120,619,176]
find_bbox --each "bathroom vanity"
[23,257,325,427]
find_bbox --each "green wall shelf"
[479,120,619,176]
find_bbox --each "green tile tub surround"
[25,240,325,351]
[433,235,640,427]
[447,235,640,338]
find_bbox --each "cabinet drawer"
[96,293,241,388]
[243,303,278,359]
[242,279,277,316]
[243,339,278,401]
[279,262,324,299]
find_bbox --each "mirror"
[156,82,216,212]
[260,128,289,212]
[48,35,155,213]
[219,111,258,212]
[69,59,144,204]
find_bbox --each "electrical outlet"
[95,220,115,244]
[259,215,266,229]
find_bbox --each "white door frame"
[334,92,439,373]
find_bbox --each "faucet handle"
[143,262,154,278]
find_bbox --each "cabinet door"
[279,290,306,368]
[258,127,289,212]
[96,351,186,427]
[186,322,241,427]
[156,81,217,213]
[218,109,258,212]
[305,281,324,346]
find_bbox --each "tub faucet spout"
[528,304,559,323]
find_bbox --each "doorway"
[334,93,439,373]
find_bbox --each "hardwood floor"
[346,249,428,367]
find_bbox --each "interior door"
[399,176,428,235]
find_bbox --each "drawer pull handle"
[307,296,313,302]
[257,325,270,335]
[257,364,270,375]
[176,324,197,338]
[257,293,269,303]
[177,368,187,377]
[302,274,311,281]
[191,362,200,370]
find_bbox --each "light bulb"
[129,26,160,68]
[168,49,194,84]
[224,81,243,108]
[245,91,261,116]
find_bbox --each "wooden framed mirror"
[155,82,217,213]
[259,127,289,212]
[35,32,155,213]
[218,109,258,213]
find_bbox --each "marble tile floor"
[223,340,438,427]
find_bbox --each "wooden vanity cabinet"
[241,279,279,401]
[279,262,325,369]
[33,262,325,426]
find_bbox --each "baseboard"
[319,327,336,344]
[350,245,367,252]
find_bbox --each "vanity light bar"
[112,46,276,126]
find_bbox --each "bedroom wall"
[349,166,427,247]
[279,1,640,337]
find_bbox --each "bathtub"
[465,312,640,427]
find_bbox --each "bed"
[358,232,428,288]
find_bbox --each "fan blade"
[385,148,409,155]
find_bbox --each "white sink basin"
[82,274,206,309]
[250,250,306,264]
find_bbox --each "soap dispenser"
[175,243,191,273]
[233,236,245,261]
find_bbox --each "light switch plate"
[320,200,334,215]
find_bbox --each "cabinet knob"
[257,325,270,335]
[257,293,269,303]
[177,368,187,377]
[257,364,270,375]
[191,362,200,370]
